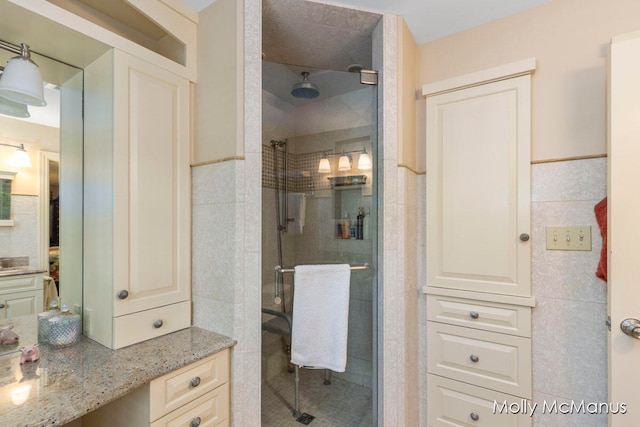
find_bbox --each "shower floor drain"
[296,413,315,424]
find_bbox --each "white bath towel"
[290,264,351,372]
[286,193,306,234]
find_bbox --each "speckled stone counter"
[0,321,236,427]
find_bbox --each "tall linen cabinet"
[423,60,536,426]
[84,49,191,349]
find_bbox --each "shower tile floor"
[261,369,374,426]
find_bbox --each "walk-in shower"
[261,60,378,426]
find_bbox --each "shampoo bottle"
[343,212,350,239]
[363,207,370,240]
[357,207,364,240]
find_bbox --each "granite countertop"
[0,318,236,427]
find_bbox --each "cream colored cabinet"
[84,349,230,426]
[423,62,535,426]
[0,274,43,319]
[84,49,191,349]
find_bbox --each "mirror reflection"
[0,43,83,355]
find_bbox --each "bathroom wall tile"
[0,205,38,263]
[192,296,236,337]
[10,194,37,214]
[192,161,238,205]
[532,296,607,404]
[192,202,242,302]
[340,355,373,387]
[244,0,261,55]
[230,349,246,426]
[244,251,262,351]
[383,14,398,73]
[243,350,262,423]
[382,71,398,161]
[348,298,373,361]
[532,158,606,202]
[532,200,607,304]
[396,200,406,288]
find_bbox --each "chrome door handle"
[620,318,640,339]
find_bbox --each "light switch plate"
[546,226,592,251]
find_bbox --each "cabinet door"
[1,290,41,319]
[113,51,191,316]
[426,75,531,297]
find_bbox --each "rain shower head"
[291,71,319,99]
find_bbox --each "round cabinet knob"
[470,412,480,421]
[0,303,5,309]
[117,290,129,300]
[190,417,202,427]
[519,233,530,242]
[153,319,164,329]
[470,354,479,363]
[190,376,201,388]
[469,311,479,319]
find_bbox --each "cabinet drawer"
[150,349,230,421]
[0,274,43,294]
[428,374,532,427]
[427,323,531,398]
[151,384,229,427]
[427,294,531,337]
[113,300,190,349]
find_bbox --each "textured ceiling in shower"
[262,0,381,73]
[262,61,364,106]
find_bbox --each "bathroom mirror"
[0,46,83,356]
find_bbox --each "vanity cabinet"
[0,273,43,319]
[84,49,191,349]
[423,62,535,426]
[83,348,230,426]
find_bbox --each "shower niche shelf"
[333,182,371,241]
[328,175,367,188]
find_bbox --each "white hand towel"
[286,193,306,234]
[290,264,351,372]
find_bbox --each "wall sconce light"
[337,151,351,171]
[317,147,372,174]
[357,148,372,170]
[0,142,31,167]
[318,155,331,173]
[0,41,46,107]
[0,96,30,118]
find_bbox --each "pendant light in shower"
[291,71,319,99]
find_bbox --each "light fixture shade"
[357,151,372,170]
[0,56,46,106]
[318,157,331,173]
[338,154,351,171]
[0,96,29,118]
[11,145,31,167]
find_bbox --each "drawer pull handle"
[153,319,164,329]
[190,376,201,388]
[520,233,530,241]
[470,354,479,363]
[117,290,129,300]
[0,304,4,309]
[469,311,479,319]
[470,412,480,421]
[191,417,202,427]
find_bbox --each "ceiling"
[182,0,550,45]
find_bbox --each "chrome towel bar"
[275,263,370,274]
